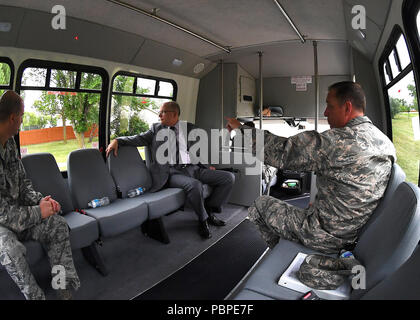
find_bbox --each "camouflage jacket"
[0,138,43,233]
[246,116,396,248]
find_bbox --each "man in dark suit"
[106,101,235,239]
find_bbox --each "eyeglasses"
[158,110,175,116]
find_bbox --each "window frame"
[403,0,420,186]
[378,25,415,139]
[15,59,109,162]
[108,71,178,144]
[0,57,14,91]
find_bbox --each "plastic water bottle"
[88,197,110,208]
[340,251,354,259]
[127,187,145,198]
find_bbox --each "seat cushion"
[131,188,185,220]
[107,146,153,198]
[64,211,99,249]
[84,199,148,238]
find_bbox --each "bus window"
[0,59,13,96]
[381,29,419,184]
[17,62,107,171]
[110,72,177,159]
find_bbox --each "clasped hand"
[39,195,61,218]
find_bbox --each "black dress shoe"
[207,214,226,227]
[198,220,212,239]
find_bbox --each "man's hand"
[40,196,60,219]
[106,139,119,158]
[225,117,242,132]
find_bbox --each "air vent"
[193,63,205,74]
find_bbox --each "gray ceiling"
[0,0,391,78]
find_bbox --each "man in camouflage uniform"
[0,91,80,299]
[226,81,396,253]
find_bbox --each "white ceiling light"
[172,58,183,66]
[0,22,12,32]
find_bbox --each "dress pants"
[168,165,235,221]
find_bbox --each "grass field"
[23,138,145,171]
[392,112,420,185]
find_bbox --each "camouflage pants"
[248,195,307,249]
[0,214,80,300]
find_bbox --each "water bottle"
[127,187,145,198]
[340,251,354,259]
[88,197,110,208]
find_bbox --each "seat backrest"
[360,245,420,299]
[21,153,74,213]
[352,182,420,299]
[107,146,152,198]
[358,163,406,236]
[67,149,117,209]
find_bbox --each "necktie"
[169,126,179,164]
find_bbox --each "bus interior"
[0,0,420,301]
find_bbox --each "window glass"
[22,68,47,87]
[136,77,156,95]
[50,69,76,89]
[158,81,174,97]
[19,68,102,171]
[0,62,11,85]
[417,10,420,38]
[387,71,419,184]
[81,73,102,90]
[389,49,400,78]
[396,35,411,70]
[112,75,135,93]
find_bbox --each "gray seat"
[357,163,406,235]
[21,153,99,250]
[67,148,148,238]
[107,146,185,220]
[361,245,420,300]
[234,181,420,300]
[20,153,108,275]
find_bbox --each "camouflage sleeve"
[240,125,330,172]
[18,161,43,206]
[0,199,43,234]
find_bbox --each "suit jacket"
[117,121,207,192]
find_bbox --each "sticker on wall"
[296,83,307,91]
[292,76,311,91]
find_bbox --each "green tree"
[22,112,52,130]
[32,70,101,148]
[389,97,402,119]
[110,77,159,139]
[408,84,418,111]
[0,63,11,85]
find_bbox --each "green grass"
[392,112,420,185]
[23,138,145,171]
